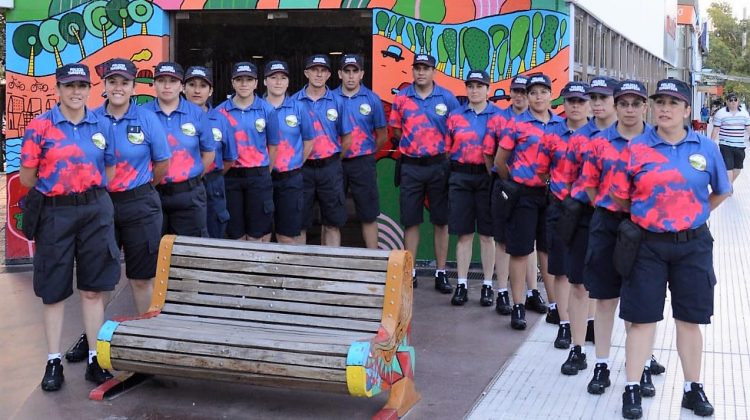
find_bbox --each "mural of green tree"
[506,16,530,78]
[393,0,446,24]
[387,14,397,39]
[128,0,154,35]
[530,12,543,67]
[541,14,559,61]
[489,24,509,82]
[59,12,88,59]
[457,27,468,79]
[415,22,425,54]
[49,0,89,17]
[443,27,458,77]
[463,28,490,73]
[84,0,116,47]
[558,18,567,54]
[396,16,405,43]
[436,33,447,71]
[12,24,41,76]
[40,19,67,68]
[406,22,416,51]
[106,0,134,40]
[376,10,388,36]
[425,25,434,56]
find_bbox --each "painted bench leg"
[372,376,421,420]
[89,372,152,401]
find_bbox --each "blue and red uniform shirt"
[537,120,582,200]
[563,120,603,204]
[205,106,238,173]
[141,98,215,184]
[445,102,498,165]
[485,106,521,173]
[610,127,732,232]
[94,100,171,193]
[581,122,650,212]
[388,83,460,157]
[272,96,316,172]
[498,109,564,187]
[293,86,352,160]
[216,96,280,169]
[333,85,386,158]
[21,105,115,196]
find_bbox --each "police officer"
[389,54,459,290]
[264,60,315,244]
[494,72,563,330]
[536,81,591,350]
[184,65,238,238]
[611,79,731,419]
[293,54,353,247]
[20,63,119,390]
[143,62,215,237]
[334,54,387,249]
[217,61,279,242]
[446,70,497,306]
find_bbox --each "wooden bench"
[93,235,419,419]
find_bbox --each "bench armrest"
[147,234,177,313]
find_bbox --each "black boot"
[585,319,595,343]
[495,290,512,315]
[41,358,64,391]
[639,367,655,397]
[681,382,714,417]
[561,345,587,375]
[525,289,548,314]
[622,384,643,419]
[434,271,452,294]
[545,307,560,324]
[510,304,527,330]
[85,356,114,385]
[554,323,571,349]
[65,333,88,363]
[649,354,665,375]
[587,363,611,394]
[451,284,468,305]
[479,285,494,306]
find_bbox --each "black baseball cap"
[412,54,436,68]
[650,78,691,105]
[727,92,738,101]
[232,62,258,79]
[305,54,331,71]
[614,80,648,100]
[265,60,290,77]
[154,62,184,80]
[102,58,136,80]
[184,66,213,86]
[561,81,590,100]
[589,76,618,96]
[56,63,91,84]
[340,54,363,70]
[526,73,552,90]
[465,70,490,86]
[510,75,529,90]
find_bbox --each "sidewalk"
[467,171,750,419]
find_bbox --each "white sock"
[596,358,609,365]
[549,302,557,310]
[579,346,586,354]
[644,359,651,369]
[483,279,492,287]
[685,382,699,392]
[48,353,62,361]
[458,278,467,286]
[560,320,570,325]
[526,289,534,297]
[626,381,639,387]
[498,288,508,293]
[412,269,416,278]
[88,350,97,364]
[435,269,446,276]
[587,317,595,322]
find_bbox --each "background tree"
[436,33,448,72]
[425,26,434,56]
[376,11,389,36]
[558,18,567,54]
[387,15,398,39]
[12,24,41,76]
[396,16,405,43]
[705,1,747,74]
[540,14,559,61]
[84,0,116,47]
[406,22,416,51]
[415,22,425,53]
[507,16,530,78]
[530,12,543,67]
[489,24,509,82]
[59,12,88,59]
[106,0,134,40]
[128,0,154,35]
[443,28,458,77]
[39,19,67,68]
[463,27,490,72]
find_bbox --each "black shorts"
[399,160,450,228]
[719,144,745,170]
[504,189,548,257]
[225,168,274,239]
[343,154,380,224]
[33,190,121,304]
[620,227,716,324]
[159,180,209,238]
[584,207,627,299]
[545,197,569,276]
[111,184,162,280]
[203,171,230,239]
[273,169,304,237]
[491,177,506,243]
[302,159,347,229]
[448,170,492,236]
[566,208,593,285]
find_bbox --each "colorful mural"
[3,0,569,262]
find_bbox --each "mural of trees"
[39,19,67,68]
[507,16,530,78]
[540,14,559,61]
[406,22,416,51]
[425,25,434,56]
[463,28,490,73]
[59,12,88,59]
[489,24,509,82]
[128,0,154,35]
[457,27,468,79]
[558,18,567,54]
[12,24,41,76]
[415,22,425,53]
[84,0,116,47]
[387,14,398,39]
[376,11,388,36]
[436,33,448,71]
[443,27,458,77]
[530,12,543,67]
[396,16,405,43]
[106,0,134,40]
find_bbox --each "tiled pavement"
[468,173,750,419]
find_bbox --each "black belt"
[109,183,153,203]
[272,168,302,181]
[598,207,630,221]
[519,184,547,196]
[225,166,269,178]
[548,192,562,205]
[44,187,106,206]
[643,224,708,243]
[450,161,487,174]
[342,153,374,162]
[304,153,340,168]
[401,154,445,166]
[203,170,223,182]
[156,176,202,195]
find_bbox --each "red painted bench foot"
[372,377,421,420]
[89,372,152,400]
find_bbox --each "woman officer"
[611,78,732,419]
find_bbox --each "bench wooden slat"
[169,267,386,295]
[163,291,383,321]
[172,244,389,272]
[112,348,346,382]
[167,279,385,308]
[170,256,385,284]
[160,303,382,333]
[109,361,349,393]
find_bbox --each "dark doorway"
[175,10,373,105]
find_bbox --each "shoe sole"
[480,300,493,307]
[85,374,113,385]
[545,318,559,325]
[496,307,512,316]
[587,382,610,394]
[650,363,665,375]
[451,300,466,306]
[41,378,64,392]
[640,386,656,398]
[554,341,571,349]
[622,408,643,419]
[64,353,87,363]
[561,363,587,375]
[681,402,714,417]
[511,323,526,330]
